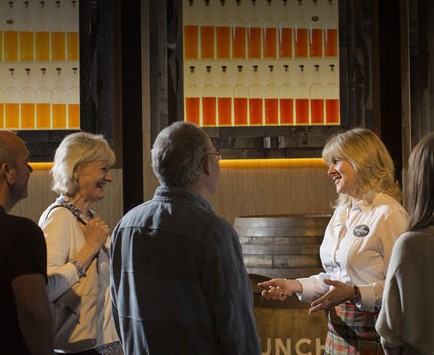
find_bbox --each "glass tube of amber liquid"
[35,68,51,128]
[279,65,294,125]
[233,66,248,126]
[184,0,199,60]
[247,0,261,59]
[217,66,232,126]
[21,68,36,129]
[263,1,276,59]
[310,65,324,124]
[325,29,338,57]
[231,0,246,59]
[216,0,230,59]
[249,65,263,125]
[185,66,201,125]
[325,64,340,124]
[202,66,216,126]
[36,1,50,62]
[278,9,293,59]
[264,65,278,125]
[0,84,5,129]
[295,65,309,125]
[309,27,323,58]
[294,0,308,58]
[324,0,338,58]
[200,0,215,59]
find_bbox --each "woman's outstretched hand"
[258,278,303,302]
[308,279,354,314]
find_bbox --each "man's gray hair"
[151,122,211,187]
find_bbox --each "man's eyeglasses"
[208,151,222,162]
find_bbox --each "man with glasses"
[110,122,260,355]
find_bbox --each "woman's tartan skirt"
[325,302,383,354]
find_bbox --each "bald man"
[0,131,53,355]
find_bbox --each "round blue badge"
[353,224,370,237]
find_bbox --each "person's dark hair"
[405,132,434,230]
[151,122,211,187]
[322,128,401,206]
[51,132,115,196]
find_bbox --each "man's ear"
[202,155,211,176]
[1,163,15,185]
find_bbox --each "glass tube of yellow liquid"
[21,68,36,129]
[5,68,20,129]
[35,1,51,62]
[0,70,5,129]
[67,0,79,61]
[19,1,35,62]
[35,68,51,129]
[4,2,19,62]
[51,68,67,129]
[51,1,67,62]
[67,67,80,129]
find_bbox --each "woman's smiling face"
[327,157,357,197]
[75,160,113,203]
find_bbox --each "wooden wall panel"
[211,166,336,225]
[144,164,336,227]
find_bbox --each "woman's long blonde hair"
[322,128,401,206]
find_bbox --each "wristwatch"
[351,285,361,304]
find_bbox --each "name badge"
[353,224,370,237]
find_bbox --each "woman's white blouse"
[298,193,408,311]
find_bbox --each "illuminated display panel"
[0,0,80,131]
[183,0,340,128]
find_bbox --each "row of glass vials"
[0,0,79,62]
[184,0,338,60]
[184,62,339,126]
[0,64,80,130]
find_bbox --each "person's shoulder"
[1,214,45,242]
[39,203,76,225]
[373,193,406,215]
[392,228,434,260]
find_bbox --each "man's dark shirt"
[0,205,48,355]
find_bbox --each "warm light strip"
[30,159,327,170]
[219,158,327,169]
[30,162,53,170]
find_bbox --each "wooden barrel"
[235,214,331,279]
[235,214,332,354]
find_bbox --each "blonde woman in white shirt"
[259,128,408,354]
[39,132,122,355]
